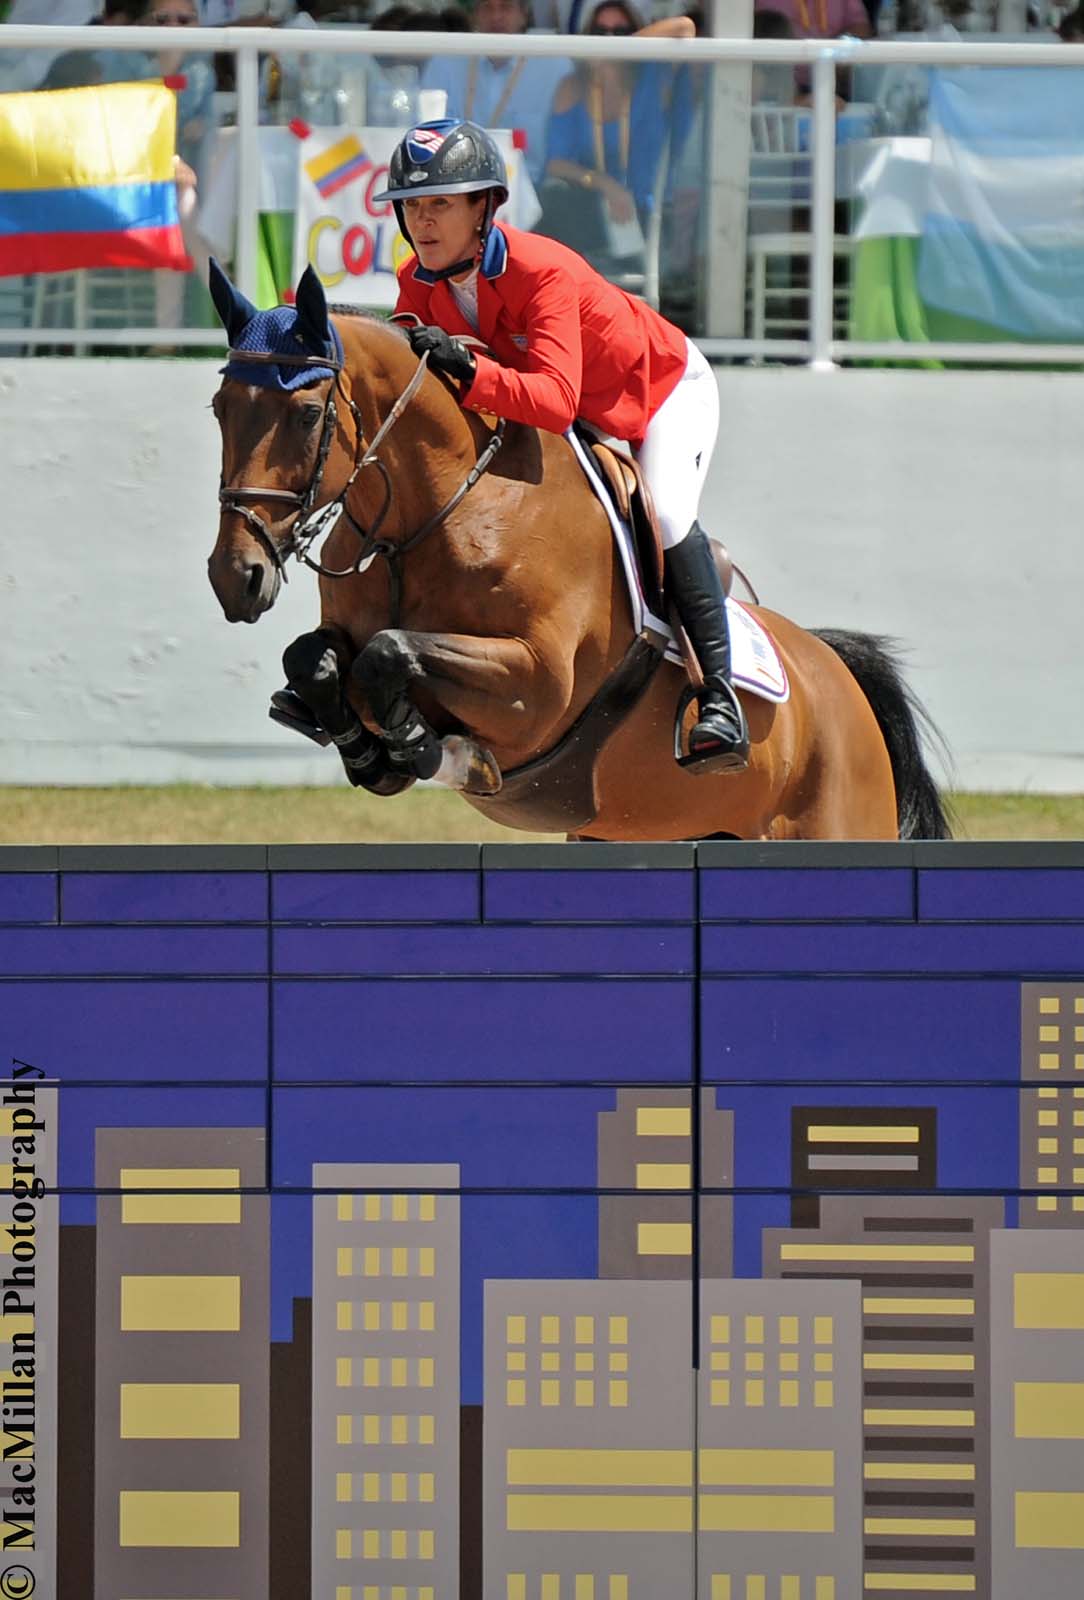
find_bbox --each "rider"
[375,118,749,772]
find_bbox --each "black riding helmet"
[374,119,510,281]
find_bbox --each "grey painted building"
[484,1279,695,1600]
[766,1192,1003,1600]
[0,1081,58,1599]
[312,1162,460,1600]
[698,1277,863,1600]
[598,1089,733,1280]
[94,1126,269,1600]
[990,1228,1084,1599]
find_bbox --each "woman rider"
[375,118,748,771]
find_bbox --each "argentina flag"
[917,67,1084,340]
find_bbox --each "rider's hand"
[603,180,636,224]
[408,325,476,387]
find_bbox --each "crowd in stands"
[1,0,1080,333]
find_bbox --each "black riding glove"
[408,325,476,387]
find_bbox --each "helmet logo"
[407,168,428,183]
[407,126,449,162]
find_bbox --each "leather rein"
[217,336,505,628]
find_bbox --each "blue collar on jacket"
[412,224,509,287]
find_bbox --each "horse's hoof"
[434,735,503,796]
[362,768,417,798]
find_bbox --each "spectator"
[752,7,798,103]
[361,3,470,125]
[754,0,869,36]
[544,0,694,228]
[1058,2,1084,36]
[420,0,569,185]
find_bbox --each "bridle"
[217,335,505,627]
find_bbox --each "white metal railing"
[2,25,1084,365]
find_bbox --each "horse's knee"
[352,630,418,697]
[283,629,340,690]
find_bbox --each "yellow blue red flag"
[0,80,190,277]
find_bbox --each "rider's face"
[403,193,488,277]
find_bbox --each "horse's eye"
[300,404,323,429]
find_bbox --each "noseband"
[217,340,505,626]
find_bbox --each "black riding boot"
[664,522,750,772]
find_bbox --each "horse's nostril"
[245,561,266,600]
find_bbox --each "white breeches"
[635,336,719,550]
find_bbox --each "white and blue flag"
[916,67,1084,339]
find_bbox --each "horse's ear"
[294,265,331,351]
[208,257,257,343]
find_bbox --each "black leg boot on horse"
[279,628,415,796]
[665,522,750,773]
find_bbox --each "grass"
[0,786,1081,845]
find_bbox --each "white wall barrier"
[1,356,1079,792]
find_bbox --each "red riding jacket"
[392,224,688,448]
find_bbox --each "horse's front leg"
[352,628,560,794]
[282,625,413,796]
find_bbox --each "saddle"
[586,438,734,619]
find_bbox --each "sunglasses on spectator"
[147,8,197,20]
[590,21,634,31]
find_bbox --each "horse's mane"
[327,306,408,341]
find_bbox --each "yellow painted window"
[418,1415,435,1443]
[419,1473,434,1502]
[815,1581,835,1600]
[575,1380,595,1407]
[779,1316,799,1344]
[1077,1112,1084,1125]
[576,1315,595,1344]
[711,1379,730,1406]
[637,1222,692,1256]
[610,1580,629,1600]
[419,1300,435,1331]
[1015,1381,1084,1439]
[119,1383,240,1440]
[418,1247,435,1277]
[779,1352,799,1372]
[363,1472,380,1502]
[711,1315,730,1344]
[541,1379,561,1406]
[1037,1196,1059,1211]
[507,1315,526,1344]
[1040,1026,1061,1042]
[336,1529,352,1560]
[391,1414,408,1444]
[745,1315,764,1344]
[362,1301,379,1331]
[363,1246,381,1276]
[363,1414,380,1444]
[576,1352,595,1371]
[418,1528,435,1558]
[120,1276,240,1333]
[337,1300,353,1332]
[1040,997,1061,1013]
[362,1358,380,1388]
[745,1577,766,1600]
[542,1578,561,1600]
[506,1379,526,1406]
[637,1105,691,1136]
[1075,1167,1084,1182]
[337,1193,352,1222]
[711,1351,730,1371]
[745,1379,764,1407]
[781,1579,800,1600]
[711,1580,731,1600]
[609,1351,628,1372]
[1016,1490,1084,1549]
[814,1316,834,1345]
[363,1528,380,1558]
[392,1193,409,1222]
[1038,1137,1059,1154]
[336,1472,352,1503]
[507,1351,527,1372]
[815,1353,833,1372]
[507,1578,527,1600]
[780,1380,799,1407]
[118,1491,239,1548]
[745,1352,764,1372]
[336,1358,352,1388]
[364,1194,381,1221]
[390,1529,407,1559]
[1038,1110,1059,1126]
[391,1472,407,1502]
[575,1577,595,1600]
[609,1380,629,1407]
[1038,1167,1059,1183]
[337,1247,353,1278]
[815,1381,834,1408]
[337,1414,353,1445]
[541,1315,561,1344]
[418,1358,435,1388]
[536,1344,557,1366]
[390,1358,407,1388]
[1039,1087,1059,1098]
[119,1167,242,1226]
[1039,1053,1060,1069]
[391,1247,408,1278]
[636,1162,691,1188]
[609,1316,628,1344]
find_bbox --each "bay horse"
[207,264,949,842]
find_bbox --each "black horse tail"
[812,629,952,841]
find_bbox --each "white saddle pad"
[566,430,790,705]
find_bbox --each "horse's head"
[207,259,347,623]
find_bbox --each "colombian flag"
[304,135,373,201]
[0,81,190,277]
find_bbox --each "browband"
[226,348,342,371]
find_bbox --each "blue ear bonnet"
[222,306,343,392]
